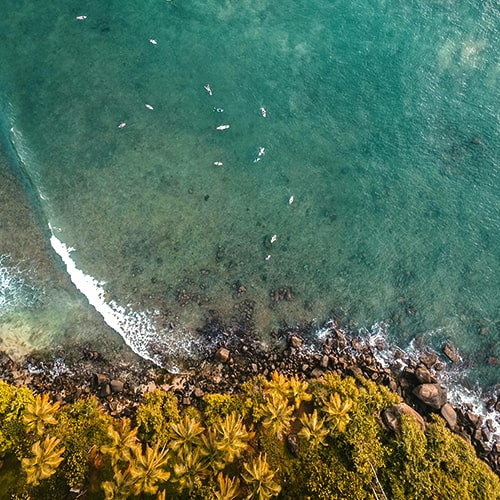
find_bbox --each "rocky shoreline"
[0,315,499,477]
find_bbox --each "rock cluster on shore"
[0,316,498,476]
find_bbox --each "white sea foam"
[0,255,37,314]
[48,226,201,370]
[364,321,500,444]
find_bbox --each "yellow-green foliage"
[242,453,281,499]
[129,443,170,495]
[211,412,255,464]
[213,472,241,500]
[172,447,210,494]
[169,414,205,458]
[0,382,34,457]
[287,375,313,410]
[136,389,180,444]
[23,393,59,436]
[0,380,18,414]
[0,373,498,500]
[291,448,368,500]
[381,413,500,500]
[298,409,329,447]
[54,397,111,489]
[241,376,268,423]
[101,417,139,466]
[21,435,65,486]
[425,415,499,500]
[261,393,294,438]
[102,464,135,500]
[309,372,396,477]
[202,393,245,426]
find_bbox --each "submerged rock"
[442,342,459,363]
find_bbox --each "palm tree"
[322,392,353,433]
[23,393,59,436]
[298,409,329,447]
[172,447,209,494]
[199,428,226,472]
[102,465,135,500]
[169,414,205,458]
[213,472,241,500]
[213,412,255,464]
[21,435,65,486]
[265,371,290,400]
[129,443,170,495]
[261,393,294,439]
[287,375,312,410]
[242,453,281,499]
[102,417,139,465]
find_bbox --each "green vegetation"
[0,372,498,499]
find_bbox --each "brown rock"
[382,403,426,433]
[415,366,434,384]
[481,427,491,442]
[466,412,482,428]
[320,355,329,369]
[290,336,303,348]
[440,403,457,429]
[442,342,459,363]
[419,352,438,369]
[100,384,111,398]
[93,373,108,387]
[193,387,204,398]
[110,380,124,393]
[216,348,230,363]
[310,368,323,379]
[348,366,363,377]
[413,383,447,410]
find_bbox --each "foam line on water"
[48,225,200,370]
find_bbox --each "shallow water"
[0,1,498,385]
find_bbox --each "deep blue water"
[0,0,498,387]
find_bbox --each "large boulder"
[382,403,426,433]
[415,365,434,384]
[440,403,457,429]
[413,383,447,410]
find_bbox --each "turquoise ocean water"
[0,1,498,387]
